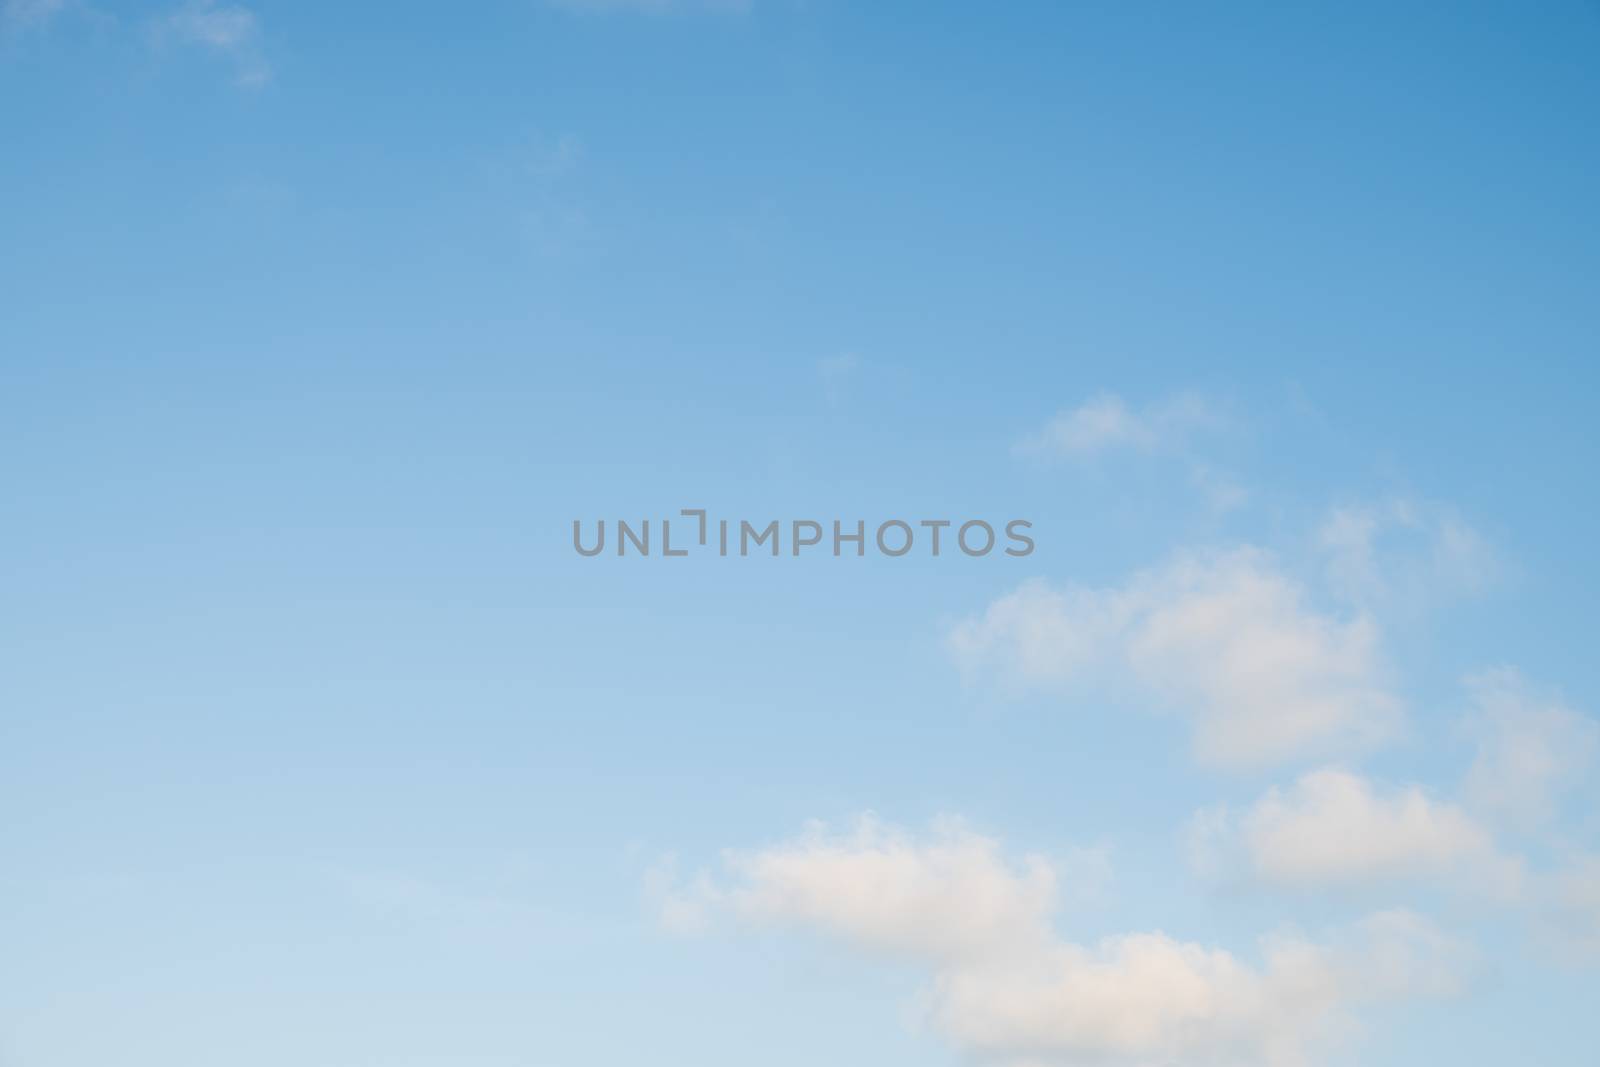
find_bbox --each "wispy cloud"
[1460,668,1598,832]
[1188,461,1251,513]
[157,0,269,88]
[1015,391,1246,512]
[1317,498,1497,607]
[1014,391,1224,461]
[524,132,584,180]
[1540,855,1600,964]
[510,132,593,254]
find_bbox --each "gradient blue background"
[3,2,1598,1064]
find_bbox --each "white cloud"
[655,816,1058,962]
[159,0,269,88]
[1460,668,1599,831]
[661,817,1471,1067]
[929,910,1469,1067]
[948,549,1401,768]
[1189,767,1524,898]
[1015,392,1222,461]
[1317,498,1496,607]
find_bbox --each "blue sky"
[3,2,1600,1065]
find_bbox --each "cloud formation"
[1460,668,1599,832]
[1317,498,1496,607]
[658,816,1470,1067]
[1015,392,1223,461]
[1189,767,1524,898]
[948,549,1401,767]
[159,0,269,87]
[929,910,1468,1067]
[654,816,1057,959]
[1541,855,1600,963]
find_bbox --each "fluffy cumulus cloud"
[931,910,1469,1067]
[1015,392,1222,461]
[1188,768,1524,898]
[653,816,1058,959]
[947,549,1401,767]
[658,817,1471,1067]
[723,818,1059,961]
[1460,668,1599,831]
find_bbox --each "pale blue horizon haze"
[3,2,1600,1066]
